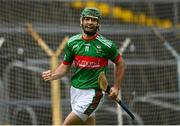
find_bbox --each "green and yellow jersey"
[63,33,122,89]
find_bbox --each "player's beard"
[82,24,99,36]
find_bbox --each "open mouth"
[82,24,98,35]
[85,26,94,30]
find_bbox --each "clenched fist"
[42,70,52,81]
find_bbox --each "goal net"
[0,0,180,125]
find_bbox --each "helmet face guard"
[80,7,101,20]
[80,7,101,35]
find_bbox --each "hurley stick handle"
[105,85,135,120]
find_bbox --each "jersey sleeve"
[63,42,74,65]
[108,42,122,63]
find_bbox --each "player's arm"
[42,63,71,81]
[109,57,125,100]
[107,40,125,100]
[42,39,74,81]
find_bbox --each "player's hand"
[42,70,52,81]
[109,86,119,100]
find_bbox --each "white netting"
[0,0,180,125]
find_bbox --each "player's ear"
[97,23,101,31]
[80,17,83,27]
[98,23,101,28]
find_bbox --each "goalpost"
[26,24,68,125]
[0,0,180,125]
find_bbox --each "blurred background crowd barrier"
[0,0,180,125]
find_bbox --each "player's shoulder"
[96,34,114,48]
[67,33,82,45]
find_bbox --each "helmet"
[81,7,101,20]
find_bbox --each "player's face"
[81,17,99,36]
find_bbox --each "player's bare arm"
[42,63,71,81]
[109,59,125,100]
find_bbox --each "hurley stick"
[98,71,135,120]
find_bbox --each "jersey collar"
[82,33,98,41]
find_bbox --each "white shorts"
[70,86,104,122]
